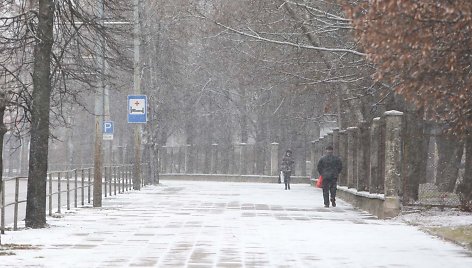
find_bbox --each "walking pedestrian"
[317,145,342,207]
[280,149,295,190]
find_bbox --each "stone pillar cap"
[384,110,404,116]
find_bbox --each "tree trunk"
[436,134,464,192]
[25,0,55,228]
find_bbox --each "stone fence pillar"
[239,143,247,175]
[347,127,359,188]
[184,144,191,174]
[169,147,175,173]
[320,135,327,156]
[270,142,279,176]
[160,146,167,174]
[357,122,370,191]
[310,140,317,178]
[211,144,218,174]
[369,118,381,193]
[327,132,334,149]
[338,130,348,186]
[383,111,403,218]
[333,129,340,156]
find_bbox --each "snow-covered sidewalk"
[1,181,471,267]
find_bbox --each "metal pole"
[14,178,19,230]
[74,169,78,208]
[66,171,70,210]
[132,0,142,190]
[48,173,52,216]
[1,180,4,234]
[93,0,105,207]
[81,169,85,206]
[57,172,61,214]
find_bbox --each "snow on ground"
[394,206,472,227]
[0,181,471,268]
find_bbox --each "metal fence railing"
[0,163,151,234]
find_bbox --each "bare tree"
[0,0,131,228]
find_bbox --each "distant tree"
[346,0,472,208]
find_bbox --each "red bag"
[316,176,323,188]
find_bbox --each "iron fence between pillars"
[158,142,311,177]
[0,163,151,234]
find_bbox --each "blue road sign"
[103,121,114,134]
[128,95,147,123]
[103,121,114,140]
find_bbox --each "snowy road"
[1,180,471,267]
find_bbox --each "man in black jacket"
[317,145,342,207]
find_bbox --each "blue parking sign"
[103,121,114,140]
[128,95,147,123]
[103,121,114,134]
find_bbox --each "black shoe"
[324,204,329,208]
[331,199,336,207]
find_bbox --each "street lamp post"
[132,0,142,190]
[93,0,105,207]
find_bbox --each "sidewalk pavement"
[1,181,471,267]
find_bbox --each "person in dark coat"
[317,145,342,207]
[280,149,295,190]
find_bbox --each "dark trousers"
[322,178,337,206]
[283,171,291,190]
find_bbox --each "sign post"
[127,95,147,190]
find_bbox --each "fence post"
[310,140,317,178]
[109,166,113,194]
[358,122,370,192]
[66,171,70,210]
[74,169,78,208]
[333,129,340,156]
[239,143,247,175]
[347,127,359,189]
[114,166,117,195]
[383,111,404,218]
[270,142,279,176]
[104,166,108,197]
[81,169,85,206]
[338,130,348,187]
[369,118,381,193]
[88,168,91,204]
[160,146,167,174]
[169,147,174,173]
[127,165,130,191]
[1,179,4,234]
[211,144,218,174]
[319,135,326,157]
[49,173,53,216]
[118,166,122,193]
[123,166,126,191]
[327,132,334,149]
[14,177,19,230]
[57,172,62,213]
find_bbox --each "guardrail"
[0,164,145,234]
